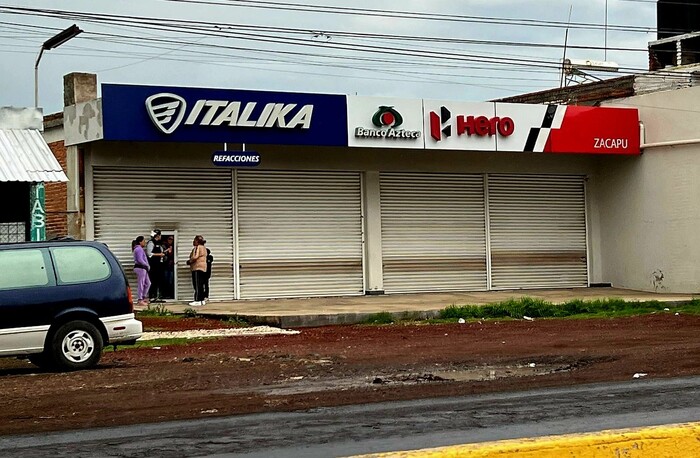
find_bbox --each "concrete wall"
[598,86,700,293]
[44,140,67,239]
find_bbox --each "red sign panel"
[545,106,640,155]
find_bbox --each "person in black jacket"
[146,229,165,303]
[162,235,175,299]
[201,239,213,301]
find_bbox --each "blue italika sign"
[101,84,348,146]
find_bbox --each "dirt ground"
[1,313,699,436]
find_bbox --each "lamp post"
[31,24,82,241]
[34,24,83,107]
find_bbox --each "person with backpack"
[201,238,213,301]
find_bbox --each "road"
[2,376,699,458]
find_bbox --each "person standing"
[146,229,165,302]
[201,239,213,301]
[186,235,207,306]
[162,235,175,299]
[132,236,151,307]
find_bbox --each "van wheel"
[49,321,103,371]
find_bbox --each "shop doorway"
[160,230,178,301]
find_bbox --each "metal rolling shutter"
[237,171,364,299]
[93,167,234,300]
[380,173,487,293]
[488,174,588,289]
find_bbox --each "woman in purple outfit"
[132,236,151,306]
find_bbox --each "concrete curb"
[349,422,700,457]
[142,294,698,328]
[191,299,697,328]
[213,310,444,328]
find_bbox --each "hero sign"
[430,106,515,142]
[457,115,514,137]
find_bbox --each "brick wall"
[45,140,68,239]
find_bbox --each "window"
[0,222,26,243]
[51,246,111,284]
[0,249,49,290]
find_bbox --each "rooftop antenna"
[560,5,573,88]
[604,0,608,61]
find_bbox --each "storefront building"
[0,107,68,242]
[63,80,642,301]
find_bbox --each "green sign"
[30,182,46,241]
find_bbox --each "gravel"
[139,326,301,341]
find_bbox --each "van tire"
[49,321,103,371]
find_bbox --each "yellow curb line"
[350,421,700,457]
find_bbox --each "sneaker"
[188,301,203,306]
[201,299,207,305]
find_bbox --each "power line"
[0,5,650,53]
[0,8,662,74]
[0,3,693,96]
[156,0,660,33]
[1,12,691,82]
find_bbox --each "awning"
[0,129,68,182]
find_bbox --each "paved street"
[2,377,699,457]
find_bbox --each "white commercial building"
[61,75,699,302]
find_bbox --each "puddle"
[216,361,577,396]
[429,362,567,382]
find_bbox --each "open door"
[160,230,178,301]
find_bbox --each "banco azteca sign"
[346,97,424,149]
[354,106,421,140]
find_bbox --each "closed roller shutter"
[237,171,364,298]
[93,167,234,300]
[380,173,487,293]
[488,174,587,289]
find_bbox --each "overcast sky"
[0,0,657,114]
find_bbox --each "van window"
[51,246,111,284]
[0,249,50,290]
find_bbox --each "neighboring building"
[43,112,69,240]
[0,107,68,243]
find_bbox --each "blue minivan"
[0,240,142,371]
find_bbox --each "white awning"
[0,129,68,182]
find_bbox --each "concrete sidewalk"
[136,287,697,327]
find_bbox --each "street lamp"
[34,24,83,107]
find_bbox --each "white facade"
[597,86,700,293]
[64,81,699,302]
